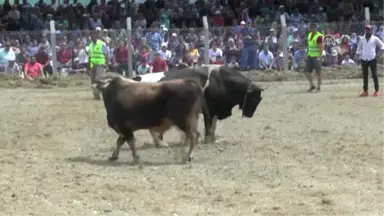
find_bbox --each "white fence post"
[280,14,288,72]
[49,20,57,75]
[364,7,370,25]
[126,17,133,78]
[202,16,209,65]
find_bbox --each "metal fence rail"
[1,8,382,77]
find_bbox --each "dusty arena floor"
[0,79,383,215]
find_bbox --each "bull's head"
[240,84,266,118]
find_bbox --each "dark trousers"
[117,63,129,76]
[361,58,379,91]
[43,64,53,76]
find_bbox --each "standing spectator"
[146,24,162,63]
[290,8,303,26]
[304,22,323,92]
[0,41,16,69]
[24,56,44,81]
[35,46,52,76]
[356,25,384,97]
[89,30,109,100]
[8,5,20,21]
[114,40,129,76]
[5,60,22,77]
[151,52,168,73]
[239,20,257,70]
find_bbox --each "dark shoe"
[307,85,316,92]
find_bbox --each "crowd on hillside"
[0,0,383,77]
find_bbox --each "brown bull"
[92,73,210,165]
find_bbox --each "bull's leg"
[126,137,142,167]
[109,136,125,161]
[204,116,217,143]
[184,130,198,163]
[149,130,169,148]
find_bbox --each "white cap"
[95,27,101,31]
[240,21,245,25]
[161,43,167,47]
[172,33,177,37]
[293,28,298,32]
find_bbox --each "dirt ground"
[0,71,383,215]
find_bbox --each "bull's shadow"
[65,155,186,167]
[120,141,185,151]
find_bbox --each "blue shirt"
[146,32,162,52]
[294,49,307,65]
[241,27,257,47]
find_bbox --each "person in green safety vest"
[89,30,109,100]
[304,22,324,92]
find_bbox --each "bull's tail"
[184,79,211,124]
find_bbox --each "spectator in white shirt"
[341,54,356,66]
[208,43,223,63]
[356,25,384,97]
[258,44,274,70]
[5,61,23,77]
[158,43,172,62]
[265,29,277,44]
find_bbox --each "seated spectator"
[187,43,199,64]
[293,44,307,72]
[213,55,225,65]
[159,43,172,62]
[228,56,239,68]
[5,60,22,77]
[340,35,352,56]
[208,43,223,63]
[71,58,87,74]
[35,46,52,77]
[24,56,44,81]
[258,44,274,70]
[57,43,72,70]
[27,39,40,57]
[151,52,168,73]
[73,41,89,69]
[137,57,151,75]
[341,53,356,66]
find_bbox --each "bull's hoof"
[204,135,215,144]
[108,156,119,161]
[154,141,170,148]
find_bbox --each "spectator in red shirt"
[35,46,52,76]
[24,56,44,81]
[151,52,168,73]
[57,43,72,70]
[212,11,224,26]
[114,40,128,76]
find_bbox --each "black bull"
[133,66,265,145]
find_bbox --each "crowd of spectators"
[0,0,383,78]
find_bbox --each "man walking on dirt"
[356,25,384,97]
[304,22,323,92]
[89,30,109,100]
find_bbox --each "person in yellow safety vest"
[89,30,109,100]
[304,22,324,92]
